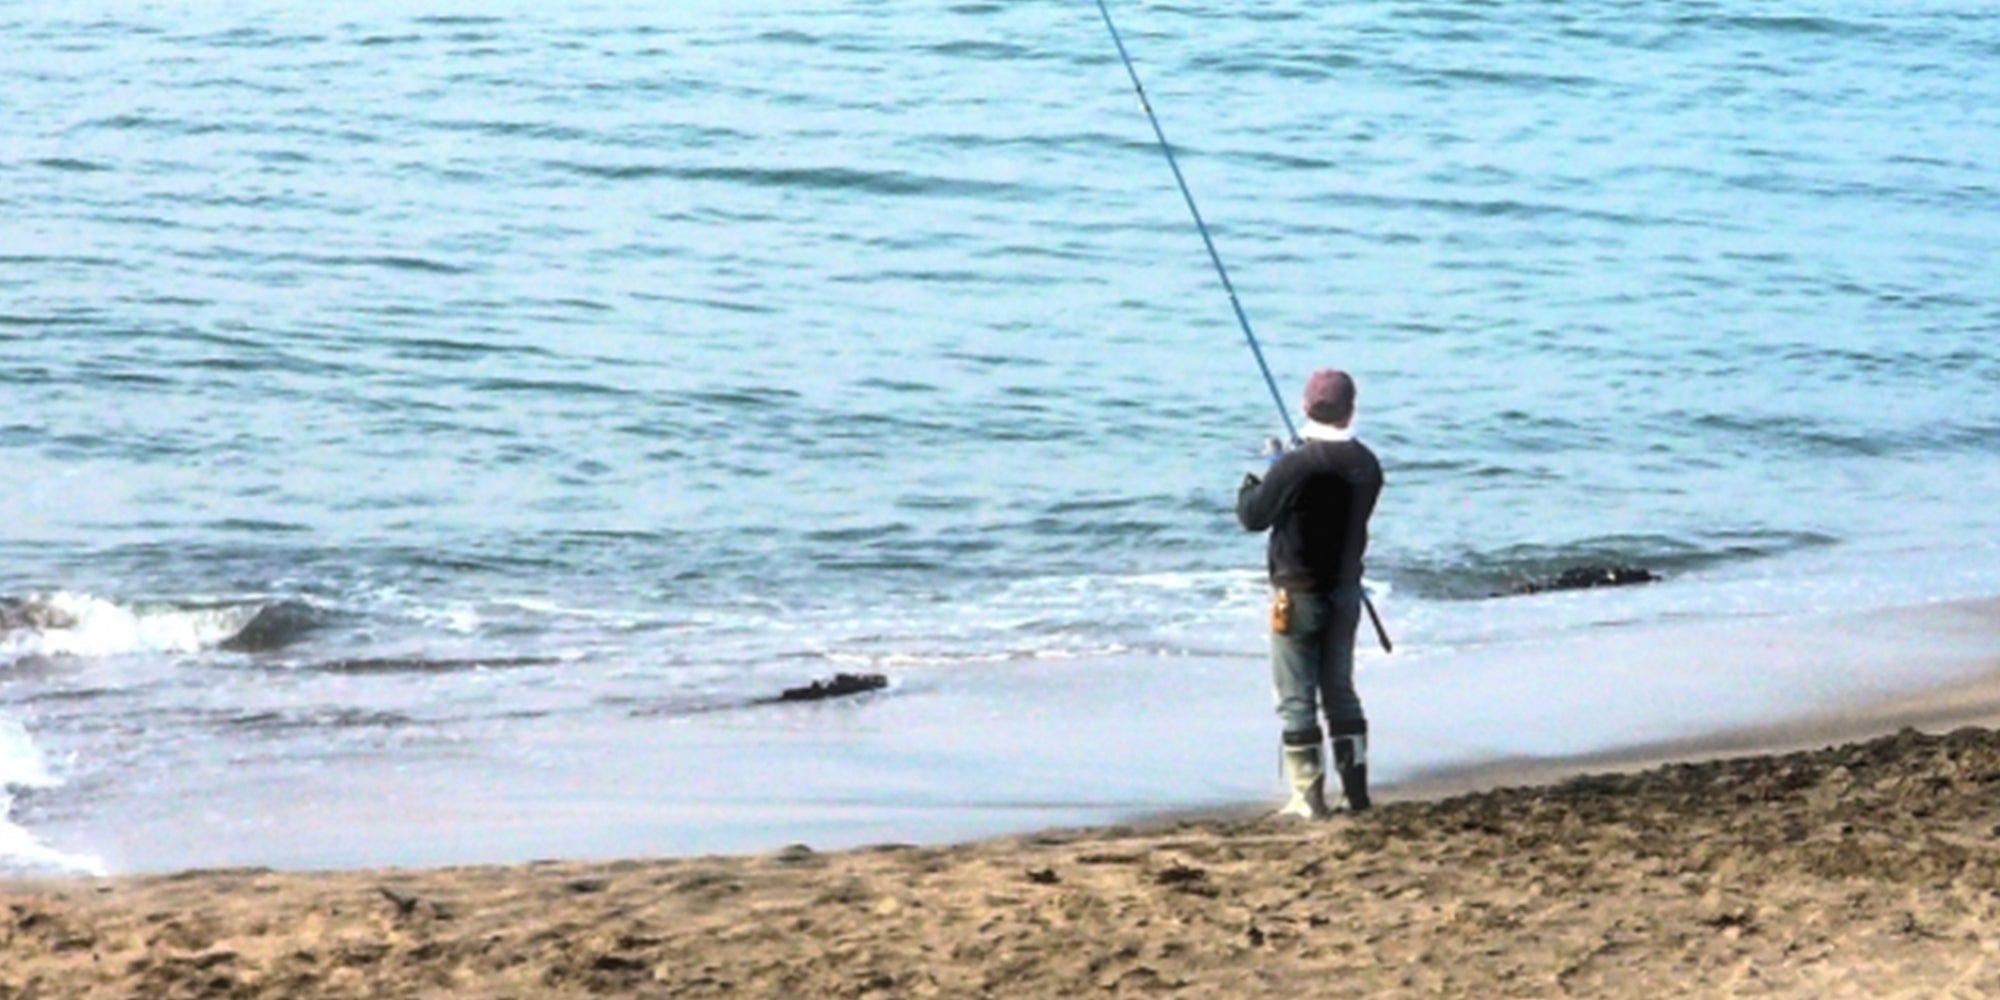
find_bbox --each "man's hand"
[1243,436,1285,489]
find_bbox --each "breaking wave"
[1,592,331,665]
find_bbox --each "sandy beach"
[7,723,2000,998]
[8,599,2000,998]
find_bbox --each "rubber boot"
[1279,739,1332,820]
[1331,724,1370,812]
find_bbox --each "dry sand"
[8,718,2000,998]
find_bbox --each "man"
[1236,368,1383,818]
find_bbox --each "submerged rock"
[772,672,889,703]
[1502,565,1660,597]
[219,600,327,653]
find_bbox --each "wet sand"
[7,599,2000,998]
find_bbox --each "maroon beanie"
[1303,368,1356,426]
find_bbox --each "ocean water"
[4,0,1999,873]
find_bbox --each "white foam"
[0,715,106,876]
[423,604,482,635]
[0,808,107,876]
[0,716,54,790]
[1,591,254,660]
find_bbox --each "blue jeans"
[1270,585,1365,741]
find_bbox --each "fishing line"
[1094,0,1393,654]
[1092,0,1296,445]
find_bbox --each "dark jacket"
[1236,437,1382,591]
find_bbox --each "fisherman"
[1236,368,1383,818]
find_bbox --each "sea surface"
[4,0,1999,873]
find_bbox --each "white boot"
[1279,742,1332,820]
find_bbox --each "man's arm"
[1236,461,1288,532]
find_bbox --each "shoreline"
[8,719,2000,997]
[10,596,2000,877]
[4,598,1999,997]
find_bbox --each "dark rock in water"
[1503,565,1660,597]
[636,673,894,717]
[774,672,889,703]
[0,596,78,632]
[219,600,327,653]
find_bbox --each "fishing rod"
[1091,0,1296,446]
[1093,0,1393,654]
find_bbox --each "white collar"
[1300,419,1355,443]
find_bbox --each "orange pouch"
[1268,590,1291,634]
